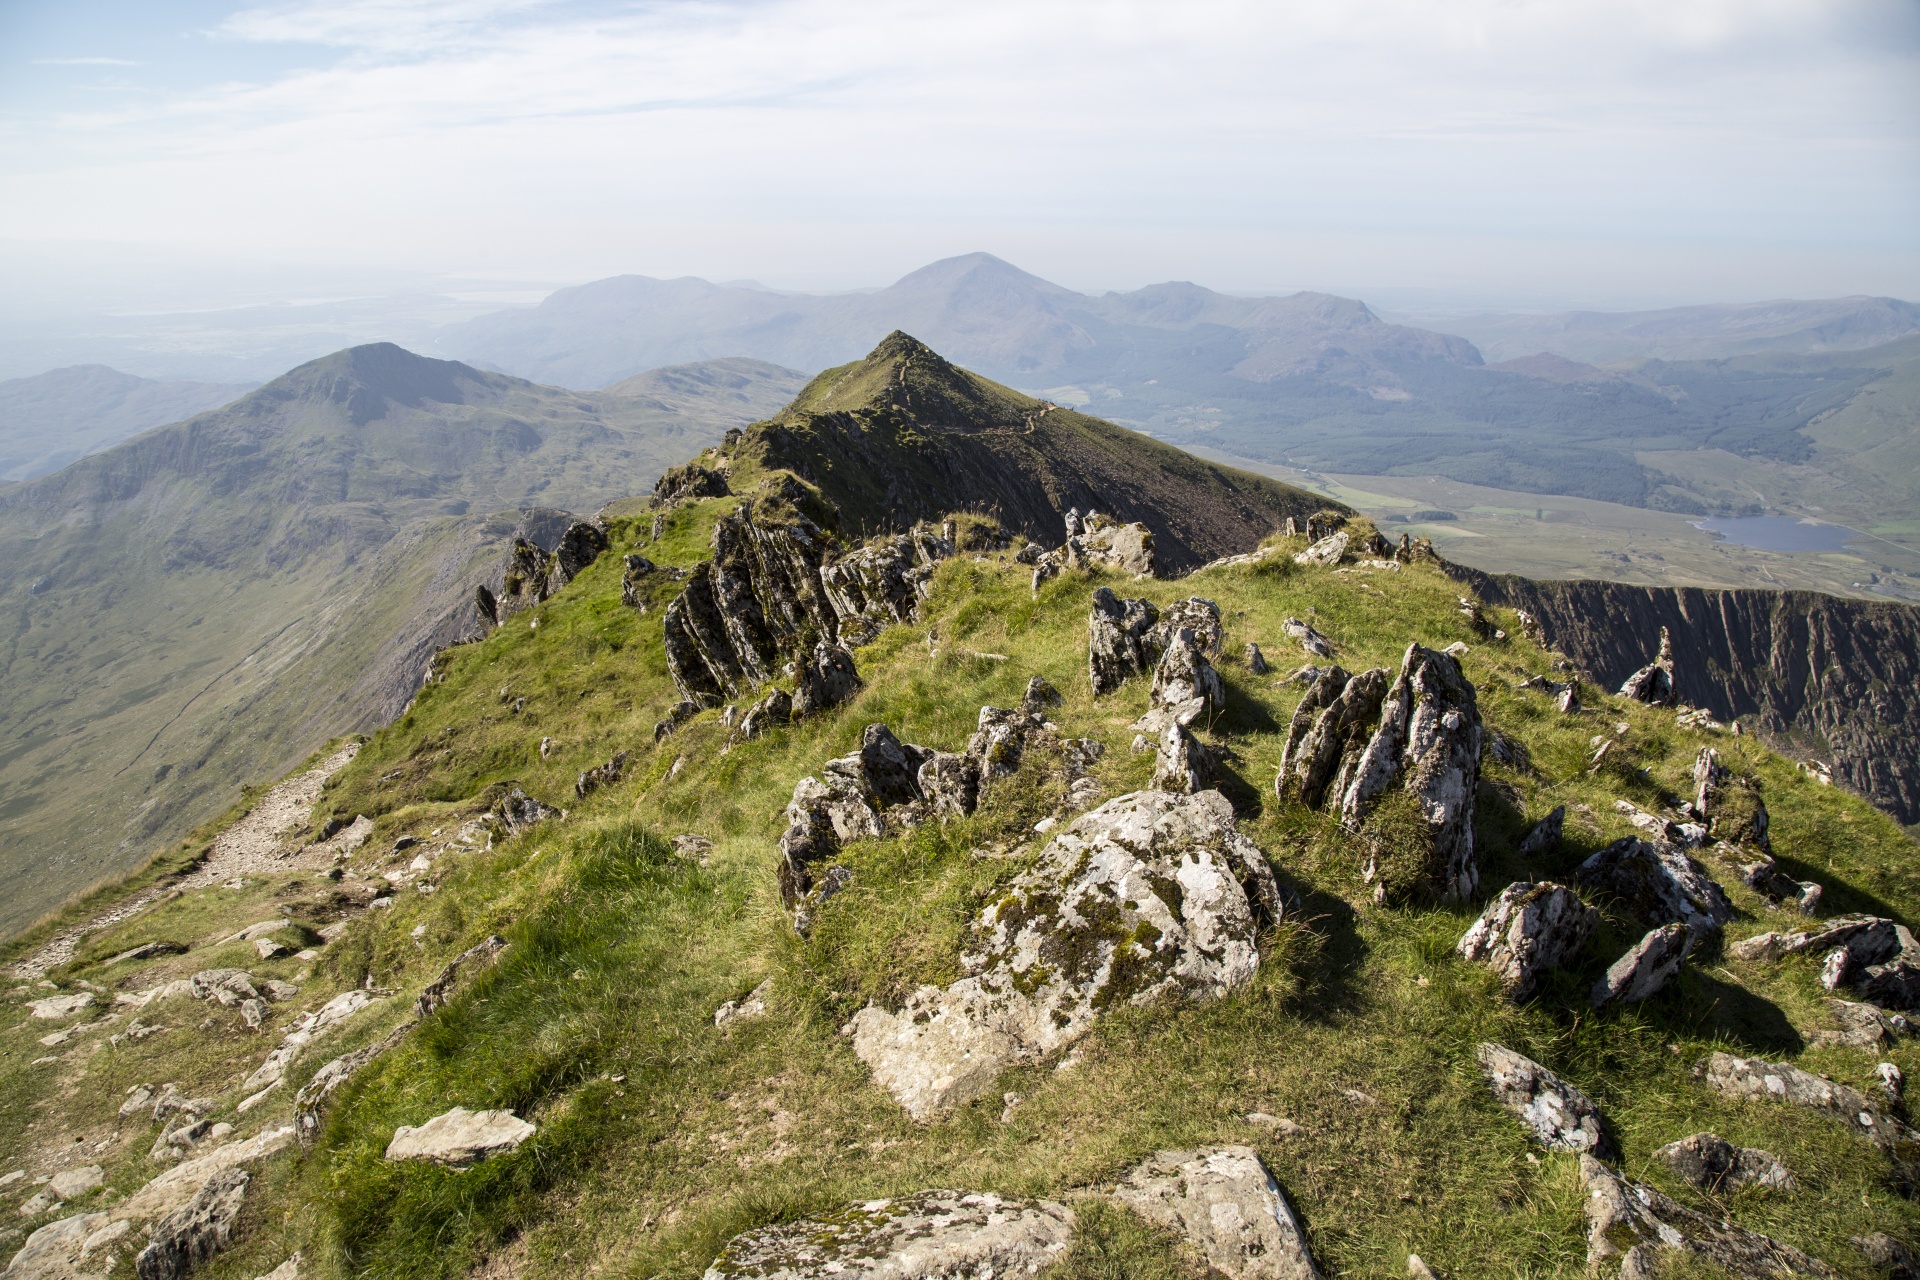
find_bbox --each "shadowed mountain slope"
[736,332,1334,570]
[0,364,252,482]
[0,346,802,935]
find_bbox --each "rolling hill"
[0,364,252,482]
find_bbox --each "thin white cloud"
[0,0,1914,302]
[32,57,144,66]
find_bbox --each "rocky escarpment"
[734,332,1332,572]
[1452,571,1920,823]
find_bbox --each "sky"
[0,0,1917,311]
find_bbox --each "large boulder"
[134,1168,250,1280]
[1456,882,1596,1002]
[1064,512,1156,576]
[1476,1042,1615,1158]
[1572,838,1734,939]
[1088,588,1159,695]
[1112,1147,1322,1280]
[1340,644,1483,903]
[1146,598,1224,660]
[1591,923,1692,1009]
[385,1108,535,1167]
[1577,1155,1830,1279]
[852,791,1284,1120]
[1293,532,1348,566]
[1274,666,1387,810]
[701,1191,1074,1280]
[654,462,730,505]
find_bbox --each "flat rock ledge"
[1579,1155,1832,1279]
[385,1108,535,1167]
[1112,1146,1322,1280]
[853,790,1285,1120]
[1477,1042,1616,1158]
[702,1190,1074,1280]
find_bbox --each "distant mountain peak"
[265,342,496,424]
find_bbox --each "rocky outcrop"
[653,462,731,506]
[1149,627,1225,719]
[1577,1155,1830,1279]
[134,1168,249,1280]
[1697,1052,1918,1158]
[791,642,862,716]
[575,752,628,799]
[1618,626,1677,706]
[1148,597,1224,659]
[1340,644,1483,903]
[385,1108,535,1167]
[1456,882,1596,1001]
[1294,532,1348,566]
[620,554,656,609]
[415,935,509,1018]
[1653,1132,1794,1192]
[1150,721,1212,794]
[1694,747,1771,851]
[1061,510,1157,576]
[1088,588,1160,695]
[1275,665,1387,809]
[852,790,1284,1120]
[1449,571,1920,823]
[1477,1042,1616,1158]
[701,1190,1074,1280]
[1591,923,1691,1009]
[1572,838,1733,939]
[1112,1147,1322,1280]
[819,527,953,645]
[475,521,609,627]
[1281,617,1333,657]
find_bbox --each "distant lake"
[1692,516,1857,553]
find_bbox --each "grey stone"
[1112,1146,1321,1280]
[1147,598,1224,660]
[1592,923,1692,1009]
[918,752,981,821]
[853,790,1283,1120]
[415,936,509,1019]
[134,1168,250,1280]
[1515,806,1564,857]
[575,751,629,799]
[119,1084,156,1119]
[189,970,258,1007]
[107,941,188,966]
[1694,747,1771,852]
[1578,1155,1830,1279]
[46,1168,101,1201]
[1697,1052,1920,1157]
[1853,1233,1920,1279]
[1572,837,1733,938]
[1088,588,1159,695]
[792,642,862,716]
[1064,513,1156,576]
[1280,617,1334,658]
[1150,628,1225,717]
[620,554,656,609]
[702,1190,1074,1280]
[1341,644,1483,903]
[714,978,773,1030]
[1811,999,1915,1050]
[487,786,556,836]
[1618,626,1677,706]
[1150,721,1211,795]
[856,724,929,807]
[1021,675,1062,712]
[5,1212,108,1279]
[1456,882,1597,1002]
[1654,1132,1794,1191]
[385,1108,535,1167]
[1244,643,1269,675]
[1476,1042,1615,1158]
[1275,666,1387,810]
[1293,532,1348,566]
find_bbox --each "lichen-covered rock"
[777,773,883,907]
[654,462,730,505]
[620,554,656,609]
[736,688,792,740]
[1293,532,1348,566]
[1477,1042,1615,1157]
[966,705,1044,790]
[575,751,628,799]
[1275,666,1387,810]
[1244,642,1269,674]
[702,1190,1074,1280]
[134,1168,249,1280]
[1654,1132,1794,1191]
[1731,916,1903,965]
[1572,837,1733,938]
[1064,512,1156,576]
[851,724,930,807]
[190,970,258,1008]
[1694,747,1771,852]
[1697,1052,1920,1157]
[1457,882,1597,1001]
[1088,588,1159,695]
[1151,721,1212,795]
[1577,1155,1830,1279]
[917,752,981,821]
[789,641,861,717]
[546,521,609,595]
[820,528,952,644]
[1592,923,1692,1009]
[1281,617,1334,658]
[487,785,556,836]
[852,790,1284,1120]
[1150,627,1225,715]
[1516,806,1565,857]
[385,1108,535,1167]
[1340,644,1483,903]
[1147,598,1224,660]
[1112,1146,1323,1280]
[1618,626,1677,706]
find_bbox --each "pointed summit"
[258,343,504,425]
[735,333,1332,572]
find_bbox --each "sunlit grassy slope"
[5,493,1916,1280]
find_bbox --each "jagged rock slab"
[1293,532,1348,566]
[115,1126,294,1223]
[853,790,1283,1120]
[1276,666,1387,810]
[702,1190,1074,1280]
[1147,598,1224,660]
[1617,626,1677,707]
[1280,617,1333,658]
[1572,837,1733,938]
[1112,1146,1322,1280]
[1697,1052,1919,1157]
[1089,588,1159,695]
[4,1211,109,1280]
[385,1108,535,1167]
[1477,1042,1616,1158]
[1578,1155,1830,1278]
[1149,627,1225,715]
[1515,806,1564,857]
[1654,1132,1794,1191]
[1456,881,1596,1002]
[792,641,863,716]
[134,1168,249,1280]
[1150,721,1211,795]
[1341,643,1483,903]
[1592,923,1692,1009]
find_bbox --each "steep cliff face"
[736,332,1333,572]
[1457,570,1920,824]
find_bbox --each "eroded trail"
[8,743,360,979]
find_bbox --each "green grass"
[6,508,1917,1279]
